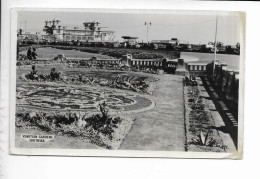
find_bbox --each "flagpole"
[213,15,218,79]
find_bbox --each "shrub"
[190,103,205,110]
[15,105,124,149]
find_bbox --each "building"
[42,19,115,43]
[151,38,179,49]
[121,36,139,48]
[151,38,179,45]
[17,29,43,44]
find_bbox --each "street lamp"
[144,22,152,43]
[213,15,218,80]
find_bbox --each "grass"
[16,83,152,113]
[52,46,165,59]
[19,47,113,59]
[123,96,153,111]
[15,47,185,151]
[18,66,158,96]
[16,66,156,122]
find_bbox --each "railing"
[51,54,177,73]
[180,59,239,107]
[206,61,239,106]
[131,59,163,67]
[187,64,207,71]
[175,61,208,76]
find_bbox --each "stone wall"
[206,61,239,106]
[184,62,208,76]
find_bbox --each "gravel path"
[120,74,185,151]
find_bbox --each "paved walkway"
[120,75,185,151]
[200,77,237,151]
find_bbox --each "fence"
[185,62,208,76]
[206,61,239,106]
[131,59,163,67]
[178,58,239,106]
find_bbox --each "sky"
[17,10,243,45]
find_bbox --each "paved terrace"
[120,74,185,151]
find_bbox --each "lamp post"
[144,22,152,43]
[213,15,218,80]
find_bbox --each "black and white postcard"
[9,8,245,158]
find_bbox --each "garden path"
[120,74,185,151]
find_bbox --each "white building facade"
[42,20,115,43]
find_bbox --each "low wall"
[175,59,208,76]
[206,61,239,106]
[177,58,239,107]
[184,62,208,76]
[59,54,177,72]
[131,59,163,67]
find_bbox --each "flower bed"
[77,47,164,59]
[184,79,227,152]
[20,66,157,95]
[15,102,135,149]
[16,83,152,112]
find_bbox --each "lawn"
[19,47,113,59]
[16,66,157,149]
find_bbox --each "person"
[32,48,38,59]
[27,46,32,60]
